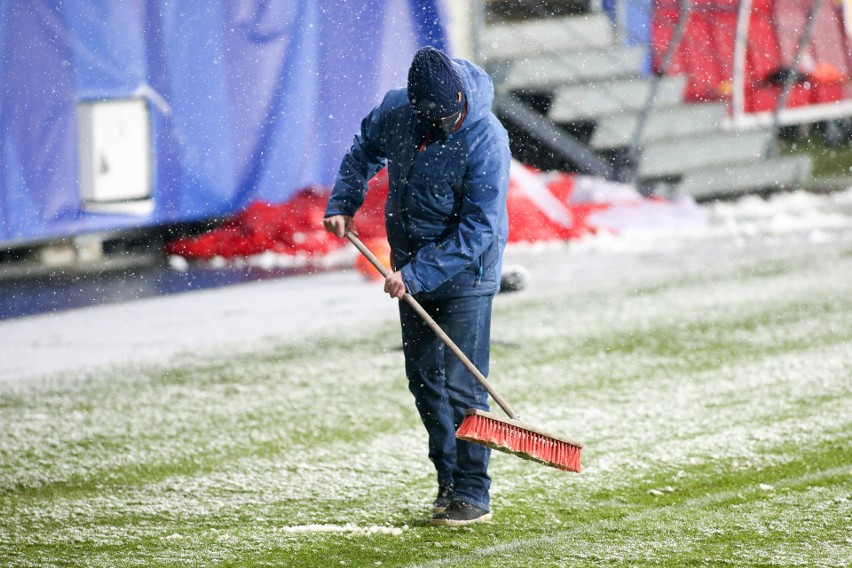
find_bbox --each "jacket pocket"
[474,241,499,287]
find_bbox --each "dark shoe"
[432,484,454,514]
[431,500,492,526]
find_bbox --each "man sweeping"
[323,46,511,526]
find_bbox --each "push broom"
[347,232,583,472]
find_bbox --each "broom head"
[456,409,583,472]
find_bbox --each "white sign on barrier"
[77,98,152,211]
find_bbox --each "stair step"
[484,0,591,22]
[499,46,647,91]
[591,103,727,149]
[494,94,615,178]
[675,155,813,200]
[638,131,773,178]
[548,76,686,122]
[482,13,614,61]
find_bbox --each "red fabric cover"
[164,187,340,260]
[350,168,389,242]
[773,0,849,75]
[651,0,851,112]
[163,164,666,264]
[747,0,783,85]
[652,0,739,102]
[506,167,577,242]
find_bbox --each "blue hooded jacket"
[325,58,511,299]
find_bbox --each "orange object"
[355,237,392,280]
[456,409,582,472]
[810,62,844,84]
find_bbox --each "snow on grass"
[408,468,851,568]
[1,190,851,566]
[278,524,408,536]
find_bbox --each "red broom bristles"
[456,409,583,472]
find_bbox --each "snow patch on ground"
[278,524,407,536]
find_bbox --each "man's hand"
[384,271,407,299]
[323,215,355,238]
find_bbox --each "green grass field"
[782,128,852,179]
[1,228,851,567]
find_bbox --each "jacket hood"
[450,59,495,130]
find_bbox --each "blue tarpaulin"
[602,0,652,72]
[0,0,448,245]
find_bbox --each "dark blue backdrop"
[0,0,448,245]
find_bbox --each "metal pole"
[768,0,821,155]
[731,0,754,129]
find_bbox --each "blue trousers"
[398,294,493,511]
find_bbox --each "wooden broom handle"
[347,231,519,420]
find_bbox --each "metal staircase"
[481,10,813,201]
